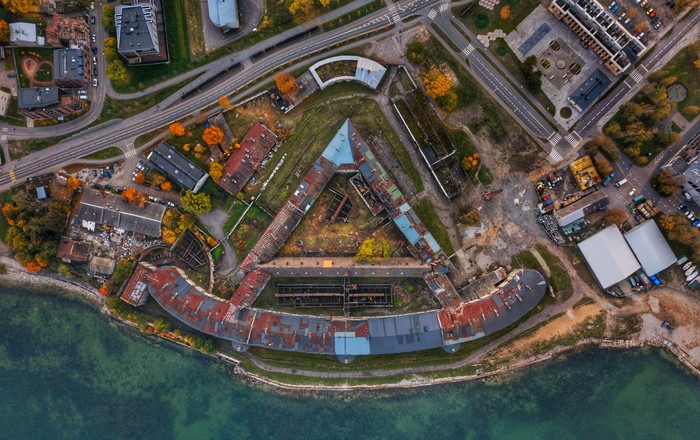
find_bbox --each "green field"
[80,146,124,160]
[223,202,248,235]
[414,199,455,255]
[231,203,273,257]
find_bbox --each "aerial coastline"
[0,0,698,407]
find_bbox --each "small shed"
[89,256,115,277]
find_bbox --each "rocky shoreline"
[0,257,697,394]
[0,256,104,308]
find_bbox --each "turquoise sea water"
[0,287,699,440]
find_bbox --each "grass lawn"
[243,83,423,212]
[224,202,248,234]
[0,90,26,127]
[9,135,71,160]
[534,244,572,300]
[456,0,542,34]
[488,41,556,115]
[200,179,232,212]
[34,63,53,82]
[511,249,542,270]
[184,0,205,60]
[414,199,455,255]
[210,244,224,265]
[657,41,700,121]
[231,203,272,257]
[80,146,124,160]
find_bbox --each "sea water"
[0,287,698,439]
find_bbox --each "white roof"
[624,220,676,276]
[578,226,641,289]
[9,22,37,44]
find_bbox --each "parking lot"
[605,0,676,44]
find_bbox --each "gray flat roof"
[148,143,208,191]
[578,225,641,289]
[624,220,676,276]
[18,87,60,109]
[569,69,612,111]
[207,0,239,29]
[53,49,85,81]
[77,189,165,237]
[116,4,157,52]
[367,311,444,354]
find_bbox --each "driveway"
[199,207,238,275]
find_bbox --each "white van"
[614,178,628,187]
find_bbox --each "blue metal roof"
[424,233,442,253]
[321,120,355,168]
[334,332,371,355]
[394,214,420,245]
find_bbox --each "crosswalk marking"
[392,13,401,22]
[564,132,581,148]
[630,69,644,83]
[124,149,137,158]
[8,169,16,182]
[462,45,474,56]
[547,148,563,163]
[439,3,449,12]
[428,9,437,19]
[548,133,562,146]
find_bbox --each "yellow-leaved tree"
[422,68,452,99]
[209,162,223,180]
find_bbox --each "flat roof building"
[115,0,160,61]
[568,69,612,112]
[53,48,89,88]
[0,89,11,117]
[17,87,84,120]
[89,256,116,277]
[624,220,676,277]
[76,188,166,237]
[56,237,90,263]
[207,0,239,31]
[147,143,209,193]
[9,23,40,46]
[555,191,609,227]
[578,225,641,289]
[18,87,60,109]
[217,121,278,195]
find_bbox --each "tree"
[288,0,314,16]
[169,122,185,136]
[134,172,145,185]
[695,59,700,70]
[437,90,459,112]
[107,60,131,87]
[181,191,212,215]
[1,0,39,14]
[594,155,614,177]
[319,0,331,6]
[423,68,452,99]
[122,188,142,203]
[209,162,223,180]
[160,181,172,191]
[274,72,297,95]
[604,209,627,225]
[500,5,510,19]
[218,95,233,110]
[162,229,177,245]
[459,209,481,226]
[355,238,375,262]
[103,37,118,62]
[203,126,224,145]
[653,169,683,196]
[0,19,9,46]
[521,55,543,92]
[102,5,116,35]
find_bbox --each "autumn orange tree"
[274,72,297,95]
[209,162,223,180]
[134,172,146,185]
[1,0,40,14]
[218,95,233,110]
[500,5,511,20]
[122,188,143,203]
[422,68,452,99]
[0,19,9,46]
[203,126,224,145]
[169,122,185,136]
[461,153,480,171]
[161,181,172,191]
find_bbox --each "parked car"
[92,169,97,176]
[628,188,636,197]
[646,7,654,14]
[93,68,98,77]
[654,21,661,29]
[678,203,687,211]
[7,72,16,78]
[148,195,158,202]
[649,10,656,17]
[684,191,693,201]
[609,1,617,9]
[90,16,96,25]
[91,47,97,55]
[93,78,98,87]
[91,34,96,42]
[167,201,176,208]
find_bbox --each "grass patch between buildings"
[414,199,455,255]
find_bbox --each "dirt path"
[199,208,238,276]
